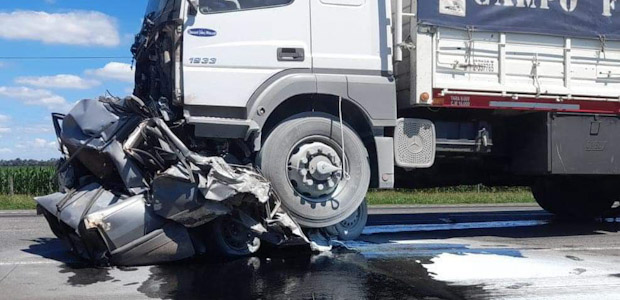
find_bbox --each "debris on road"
[36,96,327,266]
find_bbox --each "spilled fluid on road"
[134,248,486,300]
[50,244,493,299]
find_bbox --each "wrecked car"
[37,96,336,265]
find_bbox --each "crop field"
[0,166,57,196]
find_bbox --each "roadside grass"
[0,194,37,210]
[367,189,535,206]
[0,189,535,210]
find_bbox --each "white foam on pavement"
[424,253,572,281]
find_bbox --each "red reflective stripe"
[432,90,620,114]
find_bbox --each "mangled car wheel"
[210,216,261,257]
[258,113,370,228]
[325,199,368,241]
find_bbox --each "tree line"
[0,159,59,167]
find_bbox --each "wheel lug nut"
[318,184,325,191]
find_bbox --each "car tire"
[325,199,368,240]
[210,216,261,257]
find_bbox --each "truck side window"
[199,0,292,14]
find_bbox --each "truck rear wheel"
[258,113,370,228]
[531,177,617,219]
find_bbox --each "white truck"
[133,0,620,241]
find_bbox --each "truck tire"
[257,113,371,228]
[325,199,368,240]
[531,177,617,219]
[210,216,261,257]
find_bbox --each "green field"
[0,194,37,210]
[0,166,57,210]
[0,189,535,211]
[367,189,534,206]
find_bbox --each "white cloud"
[0,86,71,112]
[33,138,48,148]
[86,62,134,83]
[0,11,120,47]
[0,115,9,137]
[14,124,52,134]
[0,148,12,154]
[16,138,56,149]
[15,74,100,90]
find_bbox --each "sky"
[0,0,149,160]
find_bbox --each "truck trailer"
[41,0,620,259]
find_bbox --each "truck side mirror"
[188,0,199,15]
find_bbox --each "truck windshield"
[199,0,292,13]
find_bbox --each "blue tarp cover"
[418,0,620,40]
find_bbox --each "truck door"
[182,0,311,109]
[309,0,392,73]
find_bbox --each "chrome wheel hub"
[288,141,343,200]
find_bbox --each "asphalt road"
[1,205,620,299]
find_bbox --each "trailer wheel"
[325,199,368,240]
[210,216,261,257]
[531,177,617,219]
[258,113,370,228]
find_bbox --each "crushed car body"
[36,96,325,266]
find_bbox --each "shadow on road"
[21,238,81,264]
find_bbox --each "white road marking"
[0,260,67,266]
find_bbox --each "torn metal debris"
[37,96,326,266]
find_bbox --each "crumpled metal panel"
[152,165,231,228]
[65,99,120,140]
[83,194,165,251]
[36,183,121,230]
[109,223,195,266]
[60,99,148,195]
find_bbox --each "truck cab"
[133,0,396,234]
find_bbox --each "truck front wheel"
[258,113,371,228]
[531,177,617,219]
